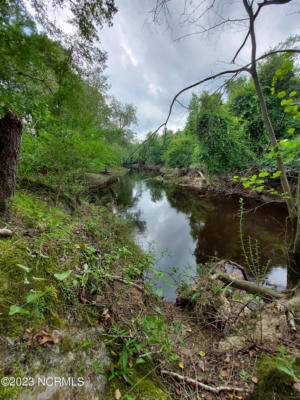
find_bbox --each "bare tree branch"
[232,30,250,63]
[174,17,248,41]
[258,0,293,6]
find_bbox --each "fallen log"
[211,271,284,301]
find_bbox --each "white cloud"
[99,0,300,139]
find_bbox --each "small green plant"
[273,346,300,382]
[239,198,270,284]
[105,314,184,385]
[91,360,105,374]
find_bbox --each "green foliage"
[106,315,183,385]
[273,346,300,382]
[162,132,194,169]
[186,91,253,173]
[250,355,299,400]
[0,2,136,196]
[137,50,300,176]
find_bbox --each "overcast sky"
[97,0,299,139]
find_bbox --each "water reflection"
[95,171,288,300]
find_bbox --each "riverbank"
[0,185,299,399]
[124,163,292,205]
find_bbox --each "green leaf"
[272,171,282,178]
[289,90,297,97]
[277,364,295,378]
[288,128,295,135]
[277,91,286,98]
[16,264,32,273]
[9,305,30,315]
[54,270,72,281]
[259,172,269,177]
[155,287,163,298]
[242,182,251,188]
[136,358,146,364]
[26,290,45,303]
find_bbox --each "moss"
[60,333,74,353]
[0,237,68,335]
[103,365,170,400]
[0,368,23,400]
[247,357,298,400]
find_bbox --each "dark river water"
[92,171,289,300]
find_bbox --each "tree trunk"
[0,110,23,212]
[242,0,299,284]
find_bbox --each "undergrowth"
[0,189,146,336]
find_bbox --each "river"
[91,170,289,300]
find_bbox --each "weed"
[239,198,270,284]
[273,346,300,382]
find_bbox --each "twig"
[160,369,244,394]
[106,274,146,293]
[227,260,250,281]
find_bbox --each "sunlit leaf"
[54,270,72,281]
[16,264,32,273]
[9,305,30,315]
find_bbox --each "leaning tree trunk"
[0,110,23,212]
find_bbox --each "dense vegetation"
[0,0,136,196]
[136,53,300,174]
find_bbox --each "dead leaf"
[30,330,59,347]
[294,382,300,392]
[198,359,205,372]
[220,370,228,378]
[234,362,240,367]
[115,388,121,400]
[104,312,111,321]
[79,293,89,304]
[128,360,133,368]
[251,376,258,384]
[224,356,231,363]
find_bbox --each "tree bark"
[0,110,23,212]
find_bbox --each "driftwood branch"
[161,369,244,394]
